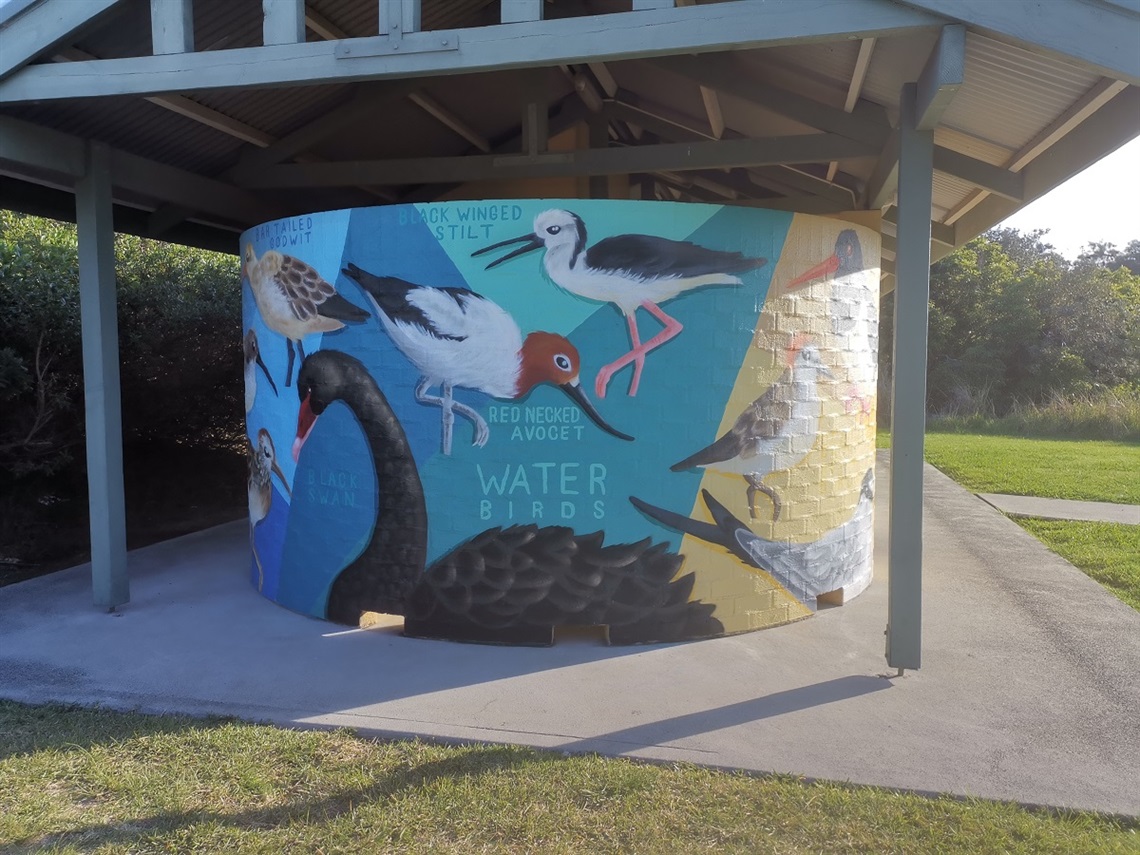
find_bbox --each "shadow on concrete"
[553,675,891,753]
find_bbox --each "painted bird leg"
[744,472,782,521]
[594,301,683,398]
[285,339,296,388]
[415,378,489,454]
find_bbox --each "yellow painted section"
[681,214,882,633]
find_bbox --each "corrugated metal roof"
[940,33,1101,150]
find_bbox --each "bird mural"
[341,263,633,455]
[242,244,369,388]
[243,329,278,413]
[248,428,291,591]
[472,209,767,398]
[631,469,875,609]
[785,230,877,414]
[670,336,833,521]
[292,349,723,644]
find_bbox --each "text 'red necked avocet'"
[670,336,833,521]
[472,209,768,398]
[785,230,877,414]
[242,244,369,388]
[341,263,632,456]
[243,329,278,413]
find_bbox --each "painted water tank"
[240,200,880,644]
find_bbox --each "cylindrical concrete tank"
[240,201,879,644]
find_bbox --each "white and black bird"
[786,230,877,413]
[242,244,369,388]
[243,329,278,413]
[631,469,875,610]
[473,209,767,398]
[670,337,833,520]
[341,263,631,456]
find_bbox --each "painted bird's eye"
[554,354,572,372]
[546,225,561,235]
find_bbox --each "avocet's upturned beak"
[787,253,840,290]
[558,379,633,442]
[471,233,544,269]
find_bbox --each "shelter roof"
[1,0,1137,280]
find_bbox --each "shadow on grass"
[2,703,545,852]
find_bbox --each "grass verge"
[1,702,1136,854]
[1015,519,1140,612]
[878,431,1138,504]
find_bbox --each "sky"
[998,135,1140,259]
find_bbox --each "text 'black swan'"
[293,350,723,645]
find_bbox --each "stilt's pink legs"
[595,300,684,398]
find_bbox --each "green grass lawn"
[876,429,1140,611]
[1017,519,1140,612]
[897,432,1139,504]
[1,702,1136,855]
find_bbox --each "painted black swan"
[292,350,723,645]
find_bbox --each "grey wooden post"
[887,82,932,672]
[76,141,129,610]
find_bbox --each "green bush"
[0,211,242,481]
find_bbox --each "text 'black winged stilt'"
[473,209,768,398]
[338,263,632,456]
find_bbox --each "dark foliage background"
[0,212,245,573]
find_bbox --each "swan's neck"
[326,374,428,622]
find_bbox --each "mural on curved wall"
[240,201,880,645]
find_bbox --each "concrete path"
[2,453,1138,816]
[978,493,1140,525]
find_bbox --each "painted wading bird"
[243,329,278,413]
[473,209,767,398]
[341,263,632,455]
[670,337,833,521]
[785,230,877,413]
[248,428,291,591]
[242,244,369,388]
[292,349,722,643]
[631,469,875,609]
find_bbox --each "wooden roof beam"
[827,36,876,181]
[237,133,876,188]
[0,0,944,102]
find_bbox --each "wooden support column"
[379,0,421,36]
[151,0,193,54]
[887,82,933,673]
[588,116,608,198]
[263,0,305,45]
[502,0,542,24]
[75,142,129,610]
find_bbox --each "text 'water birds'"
[242,244,369,388]
[290,350,721,643]
[630,468,875,610]
[472,209,767,399]
[339,263,632,456]
[670,336,834,521]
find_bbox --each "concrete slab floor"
[2,454,1138,816]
